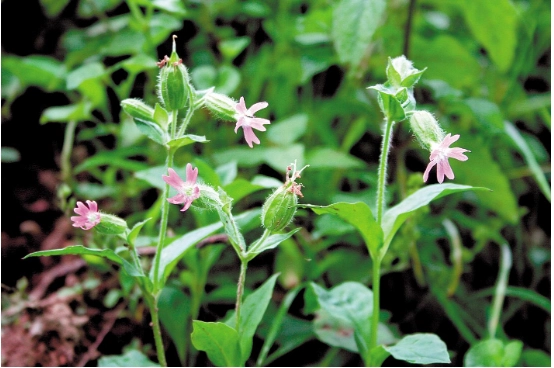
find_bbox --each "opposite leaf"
[384,333,451,365]
[191,321,242,367]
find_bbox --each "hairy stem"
[150,296,168,367]
[235,259,248,331]
[376,118,395,224]
[61,120,77,184]
[369,257,381,352]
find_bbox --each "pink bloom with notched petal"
[234,96,270,148]
[71,200,101,230]
[423,133,470,183]
[162,164,201,212]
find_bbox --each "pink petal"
[86,200,98,212]
[167,193,187,204]
[186,163,198,184]
[448,148,470,161]
[442,133,460,147]
[423,160,436,182]
[235,97,248,115]
[74,201,88,216]
[250,118,270,131]
[248,101,268,114]
[162,168,185,190]
[235,117,246,133]
[440,159,455,180]
[242,126,260,148]
[180,197,193,212]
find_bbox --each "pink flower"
[162,164,201,212]
[423,133,470,183]
[234,96,270,148]
[71,200,101,230]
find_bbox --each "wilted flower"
[423,133,470,183]
[71,200,101,230]
[162,164,201,212]
[234,97,270,148]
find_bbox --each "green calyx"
[157,35,191,111]
[409,110,445,150]
[262,182,299,232]
[95,213,128,235]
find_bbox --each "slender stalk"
[235,259,248,330]
[150,297,168,367]
[376,118,395,224]
[61,120,78,184]
[369,257,381,351]
[403,0,417,57]
[128,242,144,275]
[488,243,512,338]
[176,86,196,137]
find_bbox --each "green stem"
[235,259,248,331]
[128,242,144,275]
[61,120,77,184]
[176,86,196,137]
[248,228,271,254]
[150,296,168,367]
[369,257,381,351]
[375,118,395,224]
[488,243,512,338]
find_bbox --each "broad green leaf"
[153,103,169,129]
[219,37,251,60]
[135,0,186,16]
[332,0,386,67]
[382,184,488,259]
[451,142,519,224]
[504,122,551,201]
[306,147,365,169]
[460,0,518,72]
[247,228,301,259]
[191,321,242,367]
[308,282,374,360]
[167,135,209,149]
[78,0,121,18]
[302,202,383,259]
[465,98,505,132]
[384,333,450,364]
[226,274,279,363]
[40,102,92,124]
[98,349,160,367]
[263,144,305,173]
[2,55,66,91]
[66,62,106,90]
[158,286,190,364]
[133,117,168,145]
[216,161,238,186]
[267,114,308,145]
[464,339,523,367]
[120,54,158,74]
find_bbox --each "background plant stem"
[235,259,248,330]
[149,296,168,367]
[488,243,512,338]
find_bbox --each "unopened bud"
[262,161,308,232]
[157,35,191,111]
[386,56,425,88]
[204,89,237,122]
[95,214,128,235]
[409,111,445,150]
[121,99,155,123]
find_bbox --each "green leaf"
[465,98,505,132]
[40,102,92,124]
[306,147,365,169]
[167,135,209,149]
[158,286,190,365]
[302,202,383,259]
[460,0,518,72]
[133,117,168,145]
[247,228,301,259]
[153,103,169,129]
[2,55,66,91]
[120,54,158,74]
[521,349,551,367]
[226,274,279,363]
[267,114,308,145]
[66,62,106,90]
[40,0,71,17]
[127,218,152,246]
[308,282,374,360]
[367,86,406,121]
[98,349,160,367]
[1,147,21,163]
[191,321,242,367]
[384,333,450,365]
[464,339,523,367]
[504,122,551,201]
[332,0,386,67]
[382,184,488,259]
[219,37,251,60]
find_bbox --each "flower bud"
[386,56,425,88]
[157,36,191,111]
[94,213,128,235]
[409,111,445,150]
[121,99,155,122]
[262,161,308,232]
[203,89,237,122]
